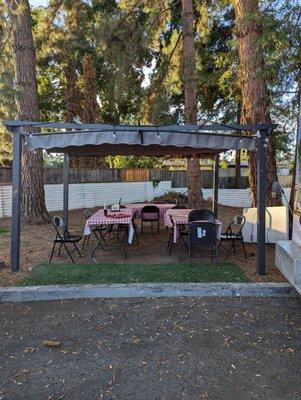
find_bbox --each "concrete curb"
[0,282,299,302]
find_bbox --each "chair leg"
[117,237,127,259]
[63,243,75,263]
[168,235,174,255]
[224,242,233,261]
[73,242,82,257]
[100,232,108,245]
[135,227,139,245]
[232,240,236,253]
[241,239,247,258]
[49,242,56,263]
[215,245,219,264]
[82,236,87,249]
[57,243,63,257]
[180,234,188,250]
[167,232,172,249]
[93,230,100,241]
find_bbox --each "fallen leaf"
[43,340,62,348]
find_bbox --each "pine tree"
[64,59,82,123]
[181,0,203,208]
[234,0,281,206]
[83,53,99,124]
[6,0,49,223]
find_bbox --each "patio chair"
[188,209,215,223]
[49,216,82,263]
[82,209,108,248]
[187,220,218,264]
[141,205,160,233]
[167,214,188,255]
[218,215,247,260]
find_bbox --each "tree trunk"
[8,0,49,224]
[234,0,281,207]
[65,59,82,123]
[181,0,203,208]
[72,53,107,169]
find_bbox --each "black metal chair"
[82,209,108,248]
[50,216,82,263]
[141,205,160,233]
[187,221,218,264]
[188,209,215,223]
[218,215,247,260]
[167,214,188,255]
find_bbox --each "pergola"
[5,120,276,275]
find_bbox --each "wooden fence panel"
[44,168,122,184]
[0,167,12,184]
[0,166,255,189]
[121,169,150,182]
[171,171,187,187]
[149,169,171,181]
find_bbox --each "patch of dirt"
[0,203,285,286]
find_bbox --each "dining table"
[84,208,134,262]
[163,208,222,243]
[124,203,175,220]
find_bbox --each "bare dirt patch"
[0,203,285,286]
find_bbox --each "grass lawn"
[0,227,8,238]
[18,262,249,286]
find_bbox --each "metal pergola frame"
[5,120,276,275]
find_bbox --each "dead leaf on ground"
[42,340,62,348]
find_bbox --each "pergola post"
[63,153,69,229]
[212,153,219,217]
[10,127,22,272]
[257,129,267,275]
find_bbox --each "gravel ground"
[0,296,300,400]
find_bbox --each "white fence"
[0,182,291,218]
[0,181,171,218]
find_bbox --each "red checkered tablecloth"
[84,209,132,236]
[164,209,222,243]
[124,203,175,220]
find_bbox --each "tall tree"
[181,0,203,208]
[82,53,99,124]
[64,58,82,123]
[70,53,108,169]
[233,0,281,206]
[6,0,49,223]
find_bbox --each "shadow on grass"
[18,262,249,286]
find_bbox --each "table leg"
[177,227,181,262]
[91,237,104,263]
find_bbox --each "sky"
[30,0,49,7]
